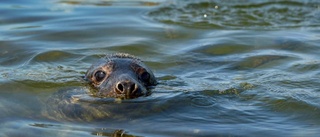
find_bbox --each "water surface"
[1,0,320,136]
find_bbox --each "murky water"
[1,0,320,136]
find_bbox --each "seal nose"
[116,80,138,95]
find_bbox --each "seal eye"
[140,71,150,82]
[94,71,106,82]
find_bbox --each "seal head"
[85,53,157,99]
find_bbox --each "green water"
[1,0,320,136]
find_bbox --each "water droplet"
[203,14,207,18]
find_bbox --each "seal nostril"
[116,82,124,93]
[130,83,138,94]
[116,81,139,95]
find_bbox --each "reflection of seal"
[85,53,157,99]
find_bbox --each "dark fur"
[85,53,157,99]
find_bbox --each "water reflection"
[149,0,320,29]
[4,121,139,137]
[1,0,320,136]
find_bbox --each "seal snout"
[115,80,139,95]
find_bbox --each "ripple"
[290,60,320,73]
[30,50,77,63]
[1,120,138,137]
[56,0,161,7]
[190,43,252,56]
[190,94,215,108]
[43,87,178,122]
[232,55,289,69]
[148,0,320,30]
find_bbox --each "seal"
[42,53,158,121]
[84,53,157,99]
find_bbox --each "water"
[1,0,320,136]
